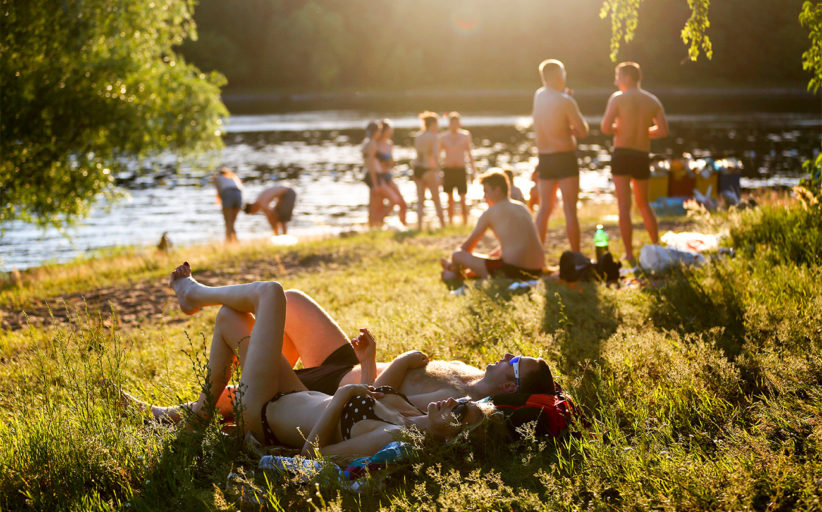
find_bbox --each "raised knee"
[258,281,286,304]
[215,305,239,323]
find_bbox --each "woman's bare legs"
[424,171,445,229]
[167,262,306,440]
[222,206,240,243]
[415,179,427,230]
[387,180,408,226]
[415,171,446,230]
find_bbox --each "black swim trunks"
[611,148,651,180]
[413,165,432,180]
[340,386,414,440]
[443,166,468,195]
[274,188,296,222]
[294,343,359,395]
[536,152,579,180]
[484,259,542,281]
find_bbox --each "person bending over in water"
[124,263,502,457]
[244,185,296,235]
[412,111,446,230]
[211,168,244,243]
[441,170,545,281]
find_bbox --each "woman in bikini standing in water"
[363,120,386,228]
[374,119,408,227]
[123,263,499,458]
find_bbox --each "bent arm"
[373,351,428,389]
[568,99,589,139]
[460,212,490,252]
[465,133,477,176]
[311,425,398,459]
[600,95,619,135]
[649,104,669,139]
[301,385,360,457]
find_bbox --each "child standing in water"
[212,167,243,243]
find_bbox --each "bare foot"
[169,261,201,315]
[441,269,461,281]
[102,379,183,424]
[440,258,454,272]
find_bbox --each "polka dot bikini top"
[339,386,415,440]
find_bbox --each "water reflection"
[1,111,819,271]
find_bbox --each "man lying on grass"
[144,262,555,426]
[440,170,545,282]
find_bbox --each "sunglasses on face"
[508,355,522,389]
[452,397,471,423]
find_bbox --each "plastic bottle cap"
[596,224,603,230]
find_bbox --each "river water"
[2,107,819,272]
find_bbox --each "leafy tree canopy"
[0,0,227,228]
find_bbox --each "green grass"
[1,202,821,511]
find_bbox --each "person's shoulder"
[641,88,664,105]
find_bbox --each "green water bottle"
[594,224,609,261]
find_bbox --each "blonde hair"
[538,59,565,84]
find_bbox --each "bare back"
[440,130,471,167]
[414,131,439,168]
[480,199,545,269]
[604,88,665,152]
[532,87,587,154]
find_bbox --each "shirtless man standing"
[600,62,669,262]
[412,111,446,230]
[244,185,297,235]
[440,112,477,225]
[440,170,545,281]
[532,59,589,252]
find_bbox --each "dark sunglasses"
[452,397,471,423]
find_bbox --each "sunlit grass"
[1,193,820,510]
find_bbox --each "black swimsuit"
[340,386,415,440]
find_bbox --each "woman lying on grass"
[123,263,498,458]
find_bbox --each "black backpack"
[559,251,620,282]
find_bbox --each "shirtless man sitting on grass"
[149,262,555,423]
[440,170,545,282]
